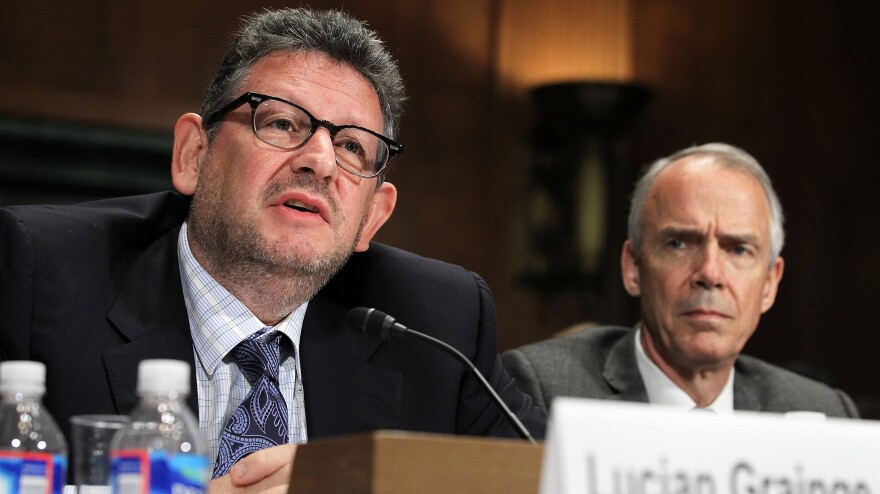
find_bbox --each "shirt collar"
[177,222,307,375]
[634,327,734,413]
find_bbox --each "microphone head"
[346,306,372,335]
[346,307,397,340]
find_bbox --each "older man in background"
[503,143,858,417]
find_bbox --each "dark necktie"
[213,329,289,478]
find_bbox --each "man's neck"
[187,241,318,326]
[215,274,308,326]
[639,327,733,408]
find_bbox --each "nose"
[691,243,725,290]
[290,128,338,181]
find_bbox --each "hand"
[209,444,298,493]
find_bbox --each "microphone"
[345,307,537,444]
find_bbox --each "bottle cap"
[137,359,190,395]
[0,360,46,395]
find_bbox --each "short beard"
[187,166,367,322]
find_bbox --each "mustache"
[676,292,734,317]
[262,174,338,216]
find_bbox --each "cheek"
[202,145,245,189]
[209,168,251,212]
[338,182,375,216]
[733,273,770,305]
[639,278,672,319]
[746,287,771,319]
[643,265,684,300]
[641,269,692,326]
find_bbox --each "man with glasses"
[0,8,545,492]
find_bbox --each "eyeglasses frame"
[204,91,403,179]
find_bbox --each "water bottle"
[109,359,208,494]
[0,360,68,494]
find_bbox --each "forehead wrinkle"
[644,160,771,243]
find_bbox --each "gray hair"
[200,8,406,143]
[627,143,785,265]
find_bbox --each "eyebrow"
[658,227,761,246]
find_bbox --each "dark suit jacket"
[502,325,859,417]
[0,191,545,443]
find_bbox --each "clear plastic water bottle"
[0,360,68,494]
[109,359,208,494]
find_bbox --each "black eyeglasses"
[205,92,403,178]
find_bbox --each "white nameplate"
[541,397,878,494]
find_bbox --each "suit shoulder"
[339,242,480,292]
[511,325,632,357]
[322,243,487,325]
[2,191,188,247]
[2,192,188,286]
[736,354,858,417]
[502,325,636,409]
[354,243,471,275]
[736,354,831,390]
[504,325,633,374]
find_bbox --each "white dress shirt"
[634,328,734,413]
[177,223,308,469]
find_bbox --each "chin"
[685,343,738,366]
[681,333,728,353]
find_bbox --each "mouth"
[272,191,331,224]
[283,199,320,214]
[682,309,730,320]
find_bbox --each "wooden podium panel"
[290,430,544,494]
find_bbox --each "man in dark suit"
[0,8,544,492]
[503,143,858,418]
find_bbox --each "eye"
[338,138,365,157]
[666,238,685,249]
[731,244,753,256]
[254,105,309,135]
[268,118,293,132]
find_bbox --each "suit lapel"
[602,330,650,402]
[105,226,197,413]
[732,361,761,411]
[300,294,403,438]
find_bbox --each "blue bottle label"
[0,451,67,494]
[110,449,209,494]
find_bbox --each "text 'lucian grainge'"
[584,455,871,494]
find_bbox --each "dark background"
[1,1,877,414]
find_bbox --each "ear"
[354,181,398,252]
[621,240,642,297]
[171,113,208,196]
[760,256,785,313]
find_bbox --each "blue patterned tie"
[213,329,289,478]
